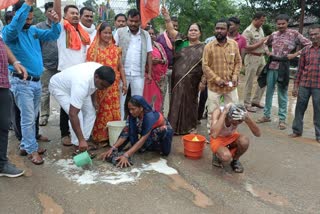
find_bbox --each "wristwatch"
[13,61,21,66]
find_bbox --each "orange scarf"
[63,20,90,50]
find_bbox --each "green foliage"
[304,0,320,18]
[83,0,98,9]
[33,7,46,24]
[243,0,320,20]
[234,4,275,35]
[161,0,236,40]
[236,0,319,35]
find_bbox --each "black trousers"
[60,107,70,137]
[0,88,11,169]
[198,86,208,120]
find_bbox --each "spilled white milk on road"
[54,158,177,185]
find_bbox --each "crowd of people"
[0,0,319,178]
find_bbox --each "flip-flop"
[27,154,44,165]
[278,122,287,130]
[20,148,47,156]
[256,117,271,123]
[37,135,50,142]
[61,136,72,146]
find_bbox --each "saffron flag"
[140,0,160,28]
[0,0,19,10]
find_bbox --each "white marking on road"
[54,158,177,185]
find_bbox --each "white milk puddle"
[54,158,177,185]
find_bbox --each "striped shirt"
[295,45,320,89]
[0,37,9,89]
[202,39,241,93]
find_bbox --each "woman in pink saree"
[143,26,168,112]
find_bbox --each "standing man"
[57,4,90,71]
[114,9,153,119]
[49,62,115,152]
[56,4,91,146]
[36,2,59,126]
[203,19,242,133]
[2,0,61,165]
[79,7,96,42]
[257,14,311,130]
[0,37,27,177]
[113,13,127,35]
[228,17,247,57]
[289,24,320,143]
[242,12,268,112]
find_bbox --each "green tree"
[33,7,46,24]
[83,0,98,9]
[163,0,236,40]
[243,0,320,20]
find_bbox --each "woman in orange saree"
[87,22,127,144]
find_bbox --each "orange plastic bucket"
[182,134,206,159]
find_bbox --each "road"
[1,78,319,214]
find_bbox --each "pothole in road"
[53,158,213,208]
[38,193,64,214]
[245,182,290,207]
[53,158,177,185]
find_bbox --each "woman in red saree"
[87,22,127,144]
[143,27,168,112]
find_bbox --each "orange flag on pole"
[140,0,160,28]
[0,0,19,10]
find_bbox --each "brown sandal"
[61,136,72,146]
[37,135,50,142]
[256,116,271,123]
[20,148,47,156]
[278,121,287,130]
[27,153,44,165]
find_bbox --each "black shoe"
[251,103,264,109]
[230,160,244,173]
[0,162,24,178]
[212,154,223,168]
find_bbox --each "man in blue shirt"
[2,0,61,165]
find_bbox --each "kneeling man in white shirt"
[49,62,115,151]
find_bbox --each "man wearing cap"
[49,62,115,153]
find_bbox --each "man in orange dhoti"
[210,104,261,173]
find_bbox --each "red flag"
[0,0,19,10]
[140,0,160,28]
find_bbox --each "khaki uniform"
[242,24,266,106]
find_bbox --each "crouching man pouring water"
[210,103,261,173]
